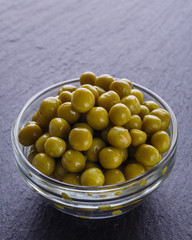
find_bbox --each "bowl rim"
[11,78,178,191]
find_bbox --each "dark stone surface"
[1,0,192,239]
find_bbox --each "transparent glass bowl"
[11,79,178,219]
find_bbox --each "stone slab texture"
[1,0,192,239]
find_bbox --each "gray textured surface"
[1,0,192,239]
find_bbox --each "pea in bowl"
[11,78,178,219]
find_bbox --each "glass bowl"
[11,79,178,219]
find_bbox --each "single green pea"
[61,150,86,173]
[57,102,80,124]
[109,103,131,126]
[58,84,77,95]
[49,118,71,139]
[32,153,55,176]
[58,91,72,103]
[124,115,142,130]
[107,126,132,149]
[81,168,105,186]
[35,133,50,153]
[142,115,161,135]
[130,89,144,104]
[124,163,145,180]
[44,137,66,158]
[104,169,125,185]
[109,80,132,98]
[135,144,160,167]
[130,129,147,147]
[79,71,96,85]
[39,97,60,119]
[95,74,115,91]
[18,122,43,146]
[143,101,159,112]
[86,107,109,130]
[98,90,120,112]
[99,147,123,169]
[151,131,170,153]
[139,105,150,119]
[121,95,141,115]
[71,88,95,113]
[69,127,93,151]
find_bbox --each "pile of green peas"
[18,72,171,187]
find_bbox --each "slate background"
[1,0,192,239]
